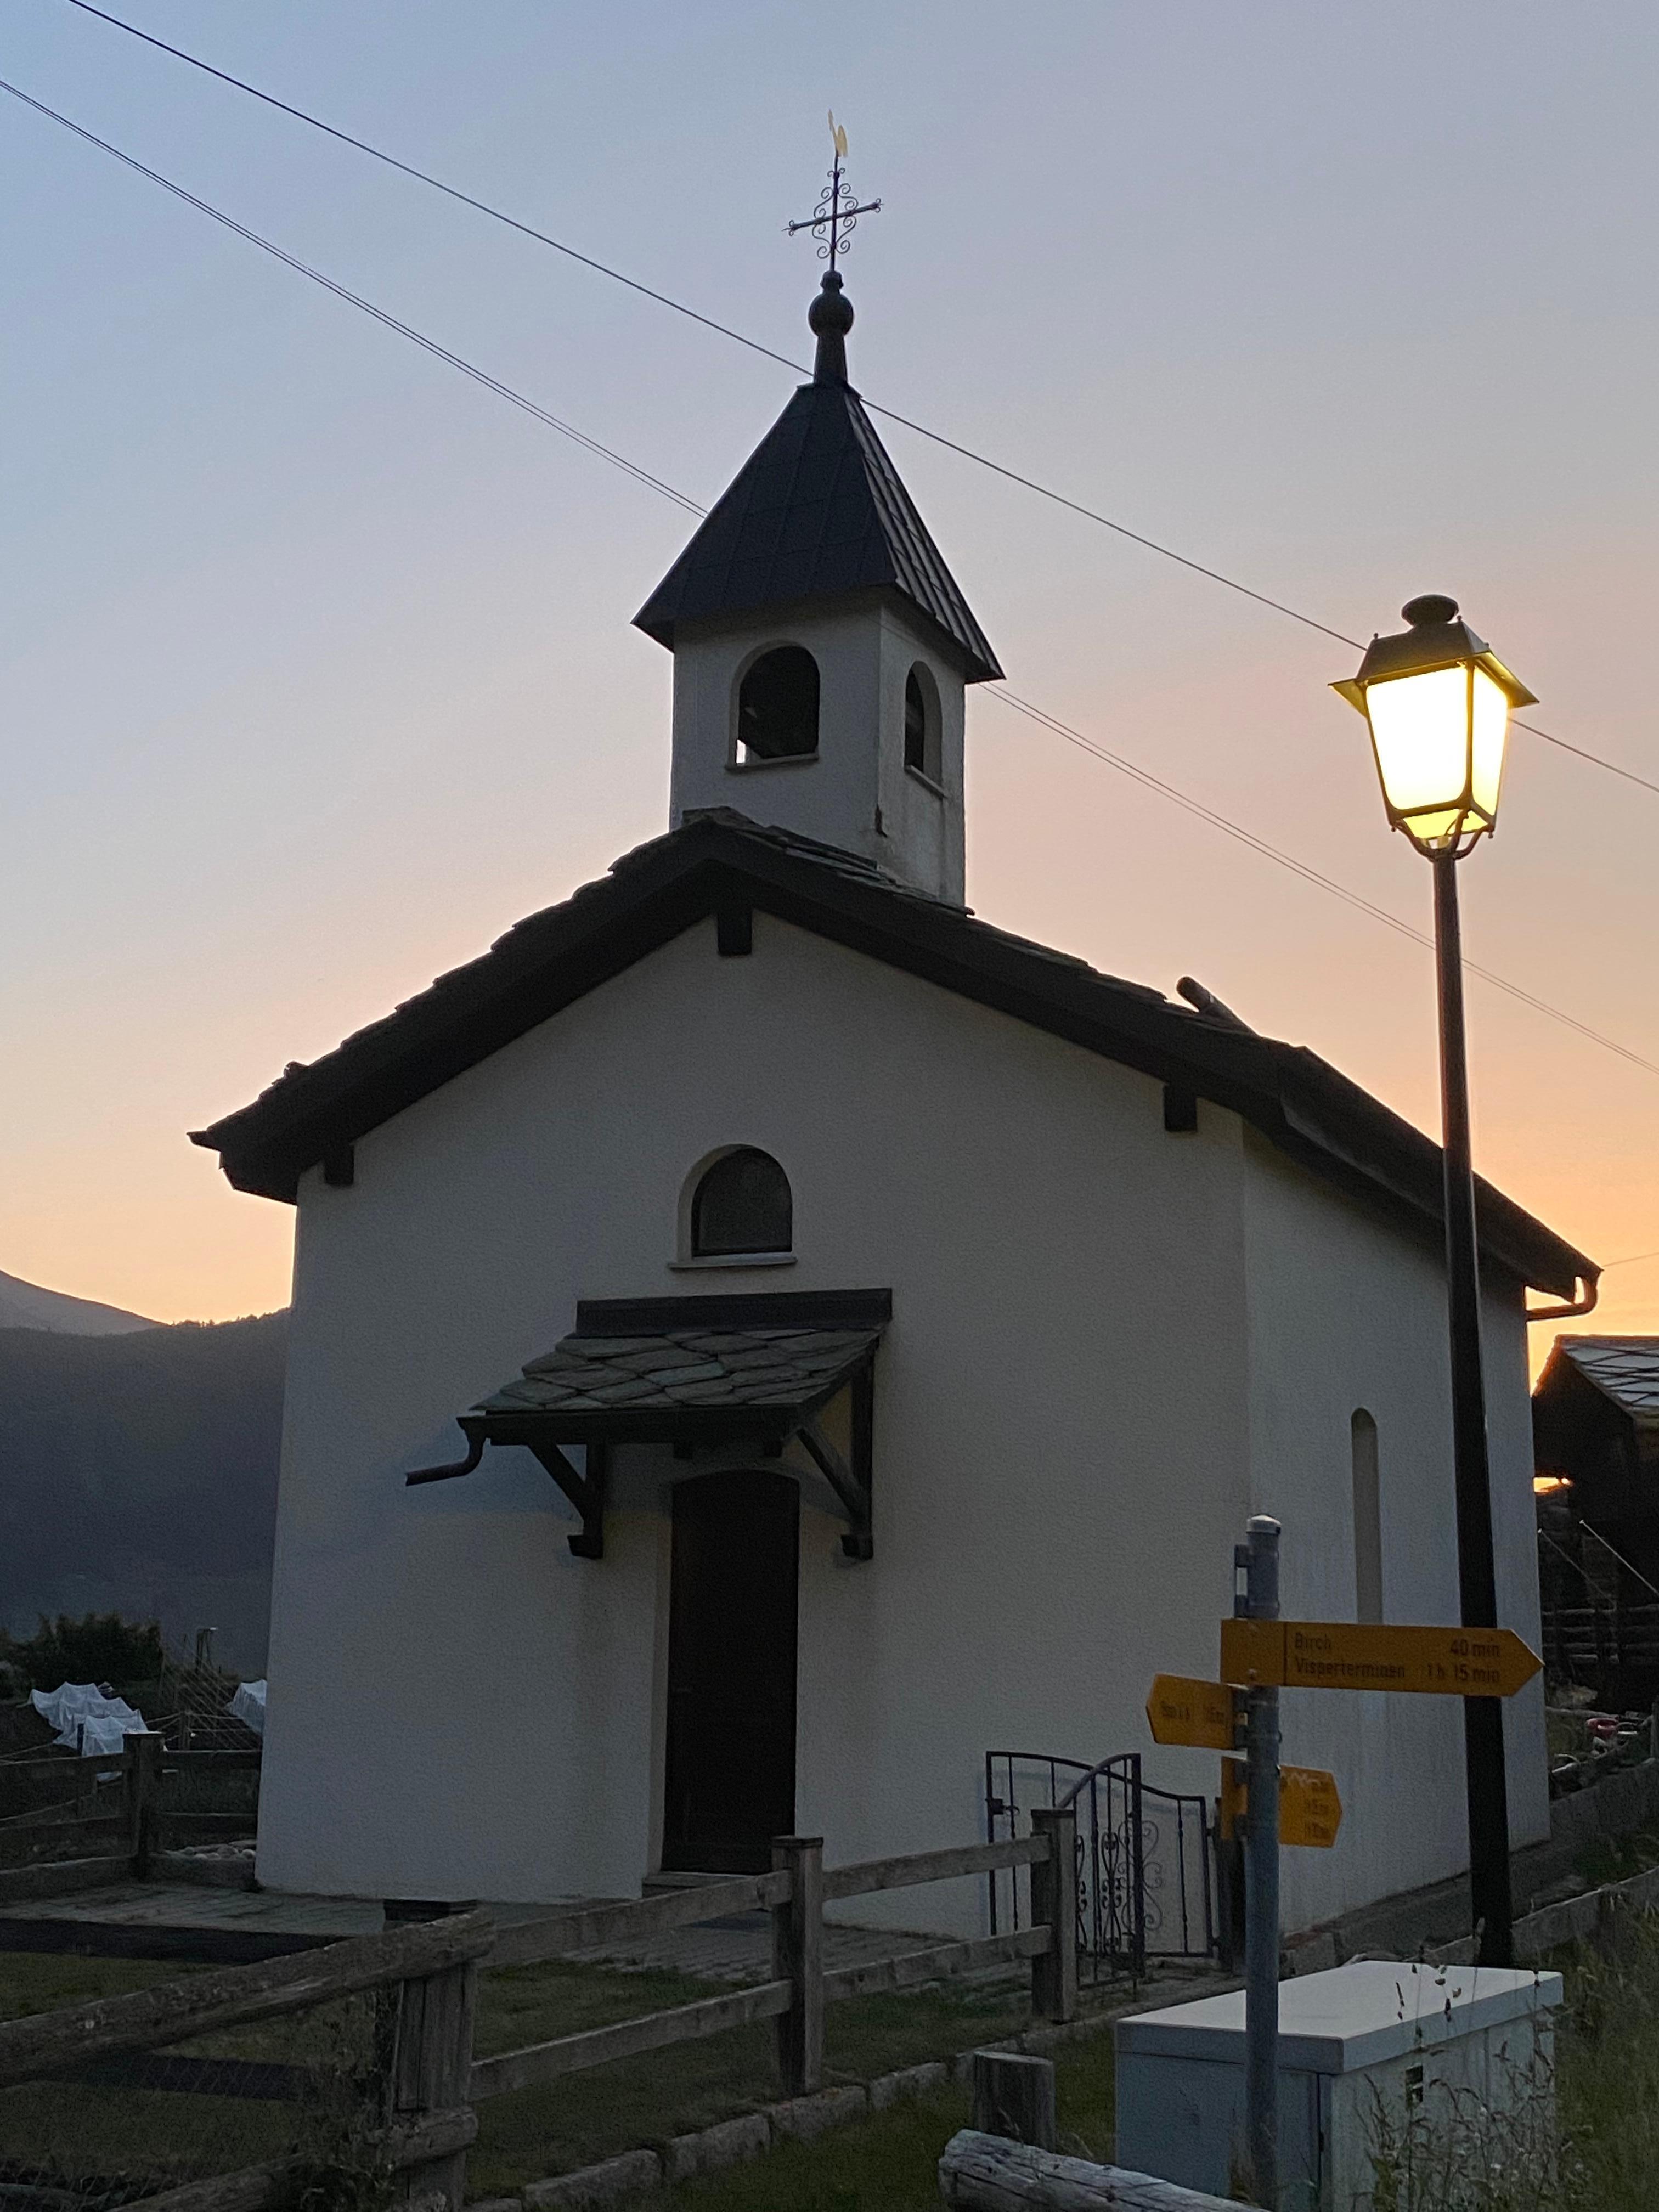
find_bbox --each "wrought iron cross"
[786,112,881,272]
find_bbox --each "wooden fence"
[0,1730,260,1889]
[0,1904,492,2210]
[473,1808,1076,2106]
[0,1807,1079,2211]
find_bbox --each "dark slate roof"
[191,809,1596,1301]
[462,1291,888,1444]
[1551,1339,1659,1423]
[633,380,1002,682]
[476,1328,878,1425]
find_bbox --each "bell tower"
[632,149,1000,905]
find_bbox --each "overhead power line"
[51,0,1659,804]
[0,77,702,515]
[5,71,1657,1090]
[988,691,1659,1079]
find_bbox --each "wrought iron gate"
[985,1749,1215,1983]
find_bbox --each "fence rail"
[469,1977,794,2100]
[0,1910,494,2085]
[0,1814,1080,2210]
[821,1833,1047,1903]
[0,1730,260,1885]
[491,1866,792,1967]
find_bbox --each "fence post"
[1029,1806,1077,2023]
[972,2048,1057,2149]
[390,1948,480,2209]
[770,1834,823,2096]
[122,1731,162,1876]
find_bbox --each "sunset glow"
[1,4,1652,1359]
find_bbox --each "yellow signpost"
[1220,1618,1542,1700]
[1281,1763,1343,1848]
[1219,1758,1342,1849]
[1146,1674,1238,1751]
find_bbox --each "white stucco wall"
[1231,1133,1550,1929]
[667,597,967,901]
[257,910,1547,1939]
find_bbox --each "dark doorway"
[662,1469,799,1874]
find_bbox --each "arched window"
[736,647,819,765]
[1351,1409,1383,1624]
[691,1149,793,1257]
[904,664,941,783]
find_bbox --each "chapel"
[195,266,1595,1938]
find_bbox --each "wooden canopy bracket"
[529,1441,609,1560]
[795,1364,874,1561]
[405,1429,607,1559]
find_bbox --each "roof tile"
[633,381,1001,682]
[470,1321,883,1427]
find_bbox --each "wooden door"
[662,1469,799,1874]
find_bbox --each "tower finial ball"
[808,270,855,337]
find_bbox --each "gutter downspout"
[1525,1277,1600,1325]
[404,1426,486,1486]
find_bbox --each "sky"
[2,0,1655,1365]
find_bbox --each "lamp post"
[1334,594,1538,1970]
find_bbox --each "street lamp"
[1334,594,1538,1971]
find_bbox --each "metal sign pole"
[1239,1514,1281,2209]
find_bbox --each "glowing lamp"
[1332,595,1537,853]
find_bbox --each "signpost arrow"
[1220,1758,1343,1848]
[1146,1674,1239,1750]
[1280,1763,1343,1849]
[1220,1619,1542,1699]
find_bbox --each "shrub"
[2,1612,165,1690]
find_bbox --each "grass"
[14,1923,1656,2211]
[623,2038,1115,2212]
[1554,1914,1659,2209]
[1571,1824,1659,1891]
[0,1945,1045,2199]
[0,1948,210,2018]
[467,1961,1040,2193]
[622,1928,1659,2212]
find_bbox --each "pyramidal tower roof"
[633,272,1002,683]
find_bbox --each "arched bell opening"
[733,645,820,766]
[903,661,943,786]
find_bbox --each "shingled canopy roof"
[469,1299,886,1445]
[633,377,1002,684]
[193,808,1596,1304]
[408,1290,887,1560]
[1545,1338,1659,1426]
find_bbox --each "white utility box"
[1115,1959,1562,2210]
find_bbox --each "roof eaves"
[191,813,1595,1296]
[1266,1045,1593,1299]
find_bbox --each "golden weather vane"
[785,110,881,273]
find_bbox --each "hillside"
[0,1311,287,1674]
[0,1268,158,1335]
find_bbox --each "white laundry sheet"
[30,1682,149,1755]
[227,1679,267,1736]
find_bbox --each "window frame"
[678,1147,796,1266]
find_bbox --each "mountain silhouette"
[0,1311,287,1675]
[0,1268,159,1336]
